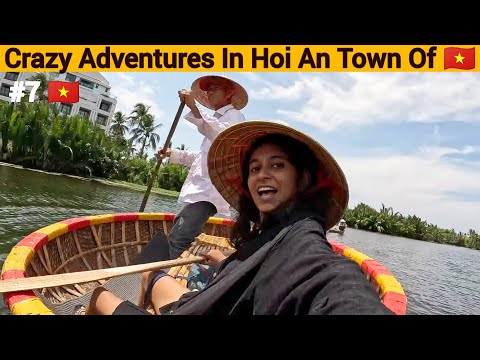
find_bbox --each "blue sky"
[100,71,480,233]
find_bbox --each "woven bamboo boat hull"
[1,212,407,315]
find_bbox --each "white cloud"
[338,148,480,233]
[266,119,290,126]
[116,73,135,84]
[252,73,480,131]
[239,73,265,83]
[102,73,165,123]
[419,145,480,158]
[245,118,291,126]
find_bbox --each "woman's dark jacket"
[166,209,394,315]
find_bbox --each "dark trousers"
[168,201,217,259]
[134,201,217,264]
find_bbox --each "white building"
[0,71,117,133]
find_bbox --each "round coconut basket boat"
[1,212,407,315]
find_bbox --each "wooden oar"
[0,255,205,293]
[139,101,185,212]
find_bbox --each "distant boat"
[328,219,348,235]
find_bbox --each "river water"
[1,164,479,315]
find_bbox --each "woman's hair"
[229,133,332,246]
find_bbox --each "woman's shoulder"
[267,217,335,265]
[278,216,327,247]
[291,216,326,235]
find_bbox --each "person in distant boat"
[135,75,247,264]
[82,121,394,315]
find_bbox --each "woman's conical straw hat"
[207,120,349,230]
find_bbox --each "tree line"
[0,72,187,191]
[344,203,480,250]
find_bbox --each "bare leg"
[138,273,146,306]
[137,270,155,307]
[86,287,124,315]
[149,274,190,314]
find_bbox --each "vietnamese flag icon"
[48,81,80,103]
[444,47,475,70]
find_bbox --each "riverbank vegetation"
[344,203,480,250]
[0,88,187,194]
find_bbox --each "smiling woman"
[77,120,402,315]
[247,142,299,215]
[212,121,349,239]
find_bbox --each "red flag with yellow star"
[48,81,80,103]
[444,47,475,70]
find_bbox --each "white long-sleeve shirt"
[169,104,245,217]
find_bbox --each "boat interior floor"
[37,273,143,315]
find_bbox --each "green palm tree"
[129,103,152,128]
[126,138,137,157]
[130,114,162,157]
[110,111,129,138]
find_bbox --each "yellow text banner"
[0,45,477,73]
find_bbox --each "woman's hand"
[199,249,229,267]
